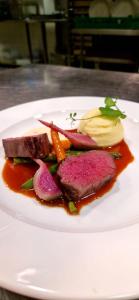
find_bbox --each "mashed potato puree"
[78,108,124,147]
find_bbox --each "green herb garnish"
[68,112,77,125]
[99,97,126,119]
[68,97,126,124]
[104,96,116,107]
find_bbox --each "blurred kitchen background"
[1,0,139,72]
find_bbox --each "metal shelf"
[72,28,139,36]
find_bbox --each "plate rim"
[0,96,139,300]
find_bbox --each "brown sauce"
[2,140,134,214]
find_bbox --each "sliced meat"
[57,150,116,200]
[2,133,50,158]
[39,119,97,150]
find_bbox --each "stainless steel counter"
[0,65,139,112]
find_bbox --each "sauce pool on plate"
[2,140,134,214]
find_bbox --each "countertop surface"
[0,64,139,112]
[0,64,139,300]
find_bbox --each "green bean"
[13,157,33,165]
[49,163,58,174]
[66,150,84,156]
[110,152,122,159]
[43,153,57,162]
[68,201,78,214]
[21,178,33,190]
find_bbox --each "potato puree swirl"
[78,108,124,147]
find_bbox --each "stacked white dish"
[89,0,139,17]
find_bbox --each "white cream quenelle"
[78,108,124,147]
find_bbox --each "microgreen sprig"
[68,112,77,125]
[67,97,126,125]
[99,97,126,119]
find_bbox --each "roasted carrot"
[51,129,66,162]
[61,139,71,150]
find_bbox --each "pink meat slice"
[57,150,116,199]
[38,119,97,150]
[2,133,50,158]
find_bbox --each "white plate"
[0,96,139,300]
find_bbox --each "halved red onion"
[33,159,62,201]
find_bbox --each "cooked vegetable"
[66,150,84,156]
[13,157,33,164]
[33,159,62,201]
[68,201,78,214]
[21,162,58,189]
[49,163,58,174]
[43,153,57,162]
[110,151,122,159]
[21,178,33,190]
[61,139,71,150]
[51,129,66,162]
[39,120,97,150]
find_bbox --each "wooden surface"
[0,64,139,300]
